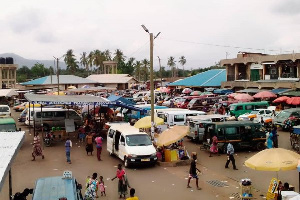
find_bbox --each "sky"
[0,0,300,70]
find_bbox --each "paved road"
[0,110,299,200]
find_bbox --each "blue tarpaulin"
[108,95,135,105]
[213,89,233,95]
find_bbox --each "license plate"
[141,158,150,162]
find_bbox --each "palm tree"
[142,59,150,82]
[93,50,106,74]
[167,56,176,78]
[64,49,78,75]
[104,49,112,61]
[87,51,94,74]
[80,52,89,75]
[134,60,142,81]
[178,56,187,77]
[113,49,125,63]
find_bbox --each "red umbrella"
[234,94,254,102]
[228,93,238,98]
[182,88,193,94]
[253,91,277,99]
[286,97,300,105]
[273,96,290,103]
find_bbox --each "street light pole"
[53,56,62,95]
[158,56,162,87]
[141,25,160,138]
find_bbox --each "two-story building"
[220,52,300,90]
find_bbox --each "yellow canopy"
[53,91,65,95]
[245,148,300,171]
[156,125,189,147]
[134,116,164,129]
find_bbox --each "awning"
[25,94,111,106]
[236,88,264,94]
[0,89,18,97]
[280,91,300,97]
[270,88,291,94]
[262,62,276,65]
[108,95,135,105]
[0,131,25,192]
[213,89,233,95]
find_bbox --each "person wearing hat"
[187,152,201,190]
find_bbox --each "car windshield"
[250,110,259,114]
[0,124,17,132]
[126,134,152,146]
[229,105,235,111]
[277,111,291,118]
[0,107,9,112]
[189,99,197,104]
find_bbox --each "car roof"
[33,176,76,200]
[230,101,268,106]
[188,114,226,120]
[161,110,206,114]
[109,123,148,136]
[207,121,259,126]
[0,117,15,124]
[31,108,74,112]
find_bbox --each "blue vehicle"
[32,171,83,200]
[128,105,168,119]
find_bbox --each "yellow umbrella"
[245,148,300,171]
[53,91,65,95]
[134,116,164,129]
[156,126,189,147]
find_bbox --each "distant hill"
[0,53,67,69]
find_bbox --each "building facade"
[1,64,17,89]
[220,52,300,90]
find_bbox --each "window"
[108,129,114,138]
[265,110,272,114]
[158,114,167,122]
[236,106,243,111]
[218,128,224,136]
[120,136,125,143]
[225,127,237,135]
[291,112,300,117]
[258,110,264,115]
[245,105,253,110]
[54,111,66,117]
[255,104,268,109]
[36,111,53,118]
[68,111,79,117]
[174,115,184,122]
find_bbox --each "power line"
[127,40,150,57]
[160,37,295,53]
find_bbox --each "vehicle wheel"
[124,156,130,168]
[43,124,50,132]
[256,142,265,151]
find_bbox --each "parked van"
[107,123,157,167]
[0,117,19,132]
[202,121,266,152]
[274,108,300,127]
[186,114,226,142]
[0,105,11,117]
[156,110,206,131]
[188,96,222,110]
[25,108,83,131]
[229,101,269,117]
[32,171,83,200]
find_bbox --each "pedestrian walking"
[187,152,201,190]
[99,176,106,196]
[126,188,139,200]
[272,126,278,148]
[84,173,99,200]
[95,136,103,161]
[65,138,72,164]
[209,136,219,157]
[85,132,94,155]
[112,164,131,199]
[225,143,238,170]
[31,132,44,161]
[267,131,273,149]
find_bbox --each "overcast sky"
[0,0,299,70]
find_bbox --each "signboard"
[266,178,279,200]
[251,63,263,70]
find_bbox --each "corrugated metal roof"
[21,75,97,85]
[271,88,290,94]
[168,69,226,87]
[0,89,18,97]
[87,74,137,84]
[0,131,25,191]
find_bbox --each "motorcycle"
[43,131,53,147]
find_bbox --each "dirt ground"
[0,110,299,200]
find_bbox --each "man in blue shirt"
[225,143,238,170]
[65,138,72,164]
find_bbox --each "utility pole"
[141,25,161,139]
[158,56,162,87]
[53,56,61,94]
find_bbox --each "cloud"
[7,9,42,33]
[273,0,300,15]
[36,31,57,43]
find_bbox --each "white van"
[107,123,157,167]
[186,114,226,142]
[133,91,148,102]
[0,105,11,117]
[25,108,83,131]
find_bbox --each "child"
[99,176,106,196]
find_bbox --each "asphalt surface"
[0,110,299,200]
